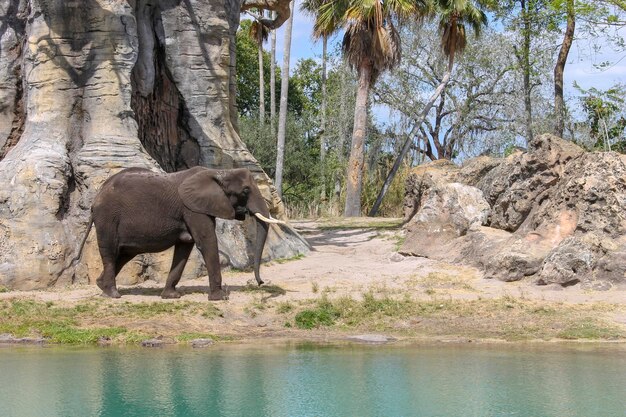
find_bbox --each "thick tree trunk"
[344,59,372,217]
[554,0,575,137]
[274,0,294,197]
[0,0,307,290]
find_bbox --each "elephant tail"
[60,212,94,278]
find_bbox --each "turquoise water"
[1,343,625,417]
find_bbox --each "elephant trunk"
[253,218,269,286]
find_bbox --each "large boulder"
[478,134,584,232]
[401,183,490,258]
[402,134,626,288]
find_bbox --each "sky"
[246,4,626,125]
[267,5,626,89]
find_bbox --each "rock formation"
[401,134,626,289]
[0,0,307,290]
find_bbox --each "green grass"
[0,285,8,293]
[557,318,625,340]
[242,283,287,296]
[0,299,221,345]
[279,293,626,341]
[175,332,219,343]
[275,253,306,264]
[0,300,139,344]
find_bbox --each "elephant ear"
[178,170,236,219]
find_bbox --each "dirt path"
[2,218,625,343]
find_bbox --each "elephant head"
[178,168,284,286]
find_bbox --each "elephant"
[87,166,284,300]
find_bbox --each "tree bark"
[554,0,575,138]
[274,0,294,197]
[516,0,534,144]
[270,11,277,134]
[320,36,327,201]
[344,59,372,217]
[0,0,307,290]
[258,36,265,125]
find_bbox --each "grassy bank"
[279,293,625,341]
[1,291,624,345]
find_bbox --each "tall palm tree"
[309,0,429,217]
[369,0,488,216]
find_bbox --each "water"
[1,343,625,417]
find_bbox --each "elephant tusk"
[254,213,286,225]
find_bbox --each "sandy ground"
[2,218,625,341]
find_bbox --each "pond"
[1,342,625,417]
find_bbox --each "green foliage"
[236,20,307,117]
[574,83,626,152]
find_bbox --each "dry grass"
[278,292,626,341]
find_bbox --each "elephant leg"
[161,242,194,299]
[96,255,122,298]
[184,212,227,301]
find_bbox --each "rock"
[456,156,503,187]
[190,338,214,348]
[403,160,460,221]
[401,183,490,258]
[402,135,626,287]
[478,134,584,232]
[0,333,46,345]
[389,253,405,263]
[483,234,554,282]
[346,334,397,344]
[537,234,626,287]
[0,0,306,290]
[141,338,165,348]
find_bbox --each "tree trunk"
[554,0,575,138]
[344,59,372,217]
[258,36,265,125]
[333,63,349,208]
[274,0,294,197]
[517,0,534,144]
[0,0,307,290]
[270,11,277,134]
[369,52,455,217]
[320,36,327,201]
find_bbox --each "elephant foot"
[161,288,182,299]
[100,288,121,298]
[208,288,229,301]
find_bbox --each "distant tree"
[275,0,295,197]
[575,83,626,152]
[250,18,269,125]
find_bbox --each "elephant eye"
[242,187,250,195]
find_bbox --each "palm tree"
[369,0,488,216]
[308,0,429,217]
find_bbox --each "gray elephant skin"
[87,166,281,300]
